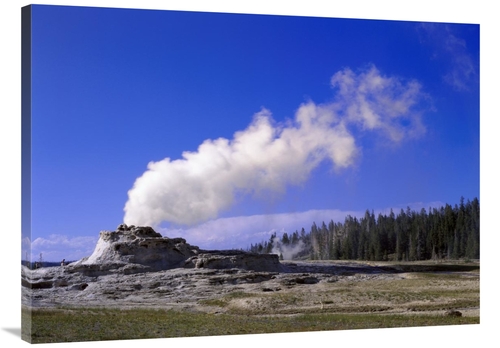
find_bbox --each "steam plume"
[123,65,426,227]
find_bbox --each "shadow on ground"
[2,327,21,338]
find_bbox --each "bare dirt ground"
[22,259,480,319]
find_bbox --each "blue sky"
[25,4,480,262]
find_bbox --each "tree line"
[247,197,479,261]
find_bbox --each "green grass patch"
[24,306,479,343]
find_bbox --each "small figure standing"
[61,259,65,267]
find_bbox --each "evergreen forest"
[247,197,479,261]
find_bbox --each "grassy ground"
[23,306,479,344]
[22,260,479,343]
[200,269,479,316]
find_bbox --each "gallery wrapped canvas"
[18,1,483,346]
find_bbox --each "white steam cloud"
[272,238,306,260]
[123,65,426,227]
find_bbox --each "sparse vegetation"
[24,261,479,343]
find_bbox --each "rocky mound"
[21,224,284,299]
[69,224,200,273]
[184,249,282,272]
[45,224,282,276]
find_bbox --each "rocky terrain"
[22,224,283,308]
[21,225,480,318]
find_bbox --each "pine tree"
[245,197,479,262]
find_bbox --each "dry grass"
[216,270,479,317]
[23,260,479,343]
